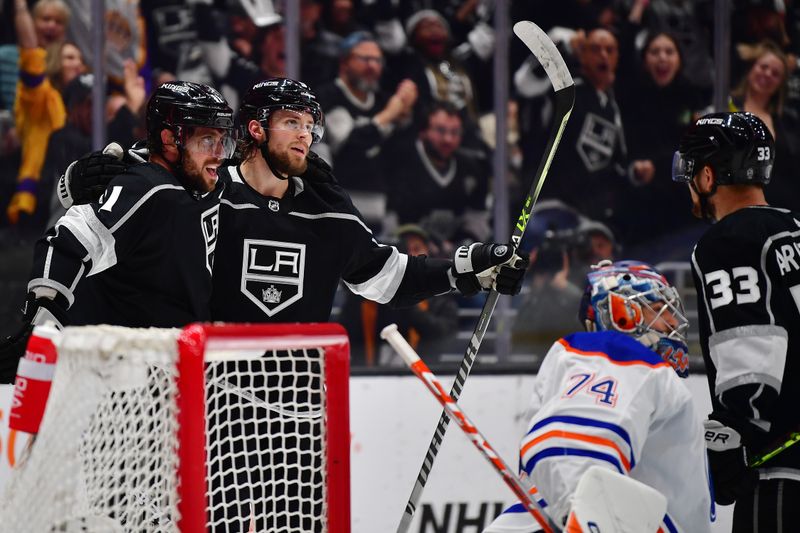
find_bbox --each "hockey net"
[0,323,350,532]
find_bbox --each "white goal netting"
[0,324,349,533]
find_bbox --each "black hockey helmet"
[146,81,234,153]
[238,78,325,143]
[672,111,774,186]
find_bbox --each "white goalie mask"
[579,260,690,377]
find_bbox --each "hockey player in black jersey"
[47,78,528,323]
[0,81,235,382]
[20,78,529,528]
[213,78,527,322]
[674,111,800,530]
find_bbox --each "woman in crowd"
[617,31,707,248]
[729,40,800,211]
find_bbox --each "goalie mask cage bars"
[0,323,351,533]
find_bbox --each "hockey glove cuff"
[0,294,68,384]
[704,413,759,505]
[59,142,127,209]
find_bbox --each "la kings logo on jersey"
[241,239,306,316]
[577,113,618,172]
[201,205,220,275]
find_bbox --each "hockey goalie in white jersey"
[486,260,713,532]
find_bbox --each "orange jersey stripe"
[521,429,632,472]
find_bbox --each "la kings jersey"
[29,163,222,327]
[210,165,452,322]
[691,206,800,472]
[486,331,712,533]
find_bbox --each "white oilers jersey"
[691,206,800,472]
[486,331,712,533]
[210,165,452,322]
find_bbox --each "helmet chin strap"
[690,176,718,223]
[258,140,290,181]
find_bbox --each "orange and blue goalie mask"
[580,260,690,377]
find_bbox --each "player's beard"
[689,186,717,222]
[181,154,218,193]
[269,145,308,177]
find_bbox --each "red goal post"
[0,322,351,533]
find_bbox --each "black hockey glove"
[495,253,529,295]
[58,142,128,209]
[0,294,68,384]
[301,151,337,184]
[450,243,528,297]
[704,413,759,505]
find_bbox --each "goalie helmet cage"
[0,323,351,533]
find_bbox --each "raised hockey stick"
[395,20,575,533]
[380,324,561,533]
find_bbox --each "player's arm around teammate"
[0,81,235,383]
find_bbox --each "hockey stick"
[749,429,800,467]
[380,324,561,533]
[395,20,575,532]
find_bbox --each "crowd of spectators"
[3,0,800,365]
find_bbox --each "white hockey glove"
[58,142,127,209]
[449,243,529,297]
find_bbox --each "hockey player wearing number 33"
[486,261,713,532]
[674,111,800,531]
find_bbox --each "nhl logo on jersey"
[241,239,306,316]
[268,199,279,212]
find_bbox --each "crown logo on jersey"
[262,285,282,303]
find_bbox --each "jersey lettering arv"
[696,218,800,329]
[691,206,800,470]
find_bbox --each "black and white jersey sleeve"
[342,230,453,308]
[691,206,800,467]
[29,163,221,327]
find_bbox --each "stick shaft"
[749,431,800,467]
[394,23,575,529]
[381,325,559,533]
